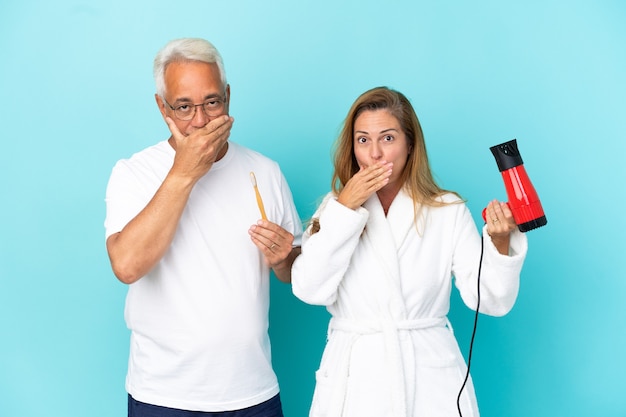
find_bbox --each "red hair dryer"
[484,139,547,232]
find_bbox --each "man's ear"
[224,84,231,113]
[155,94,167,119]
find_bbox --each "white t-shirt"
[104,140,302,411]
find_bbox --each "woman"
[291,87,527,417]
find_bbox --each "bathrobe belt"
[327,316,450,417]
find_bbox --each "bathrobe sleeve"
[292,195,368,306]
[451,203,528,317]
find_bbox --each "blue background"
[1,1,625,416]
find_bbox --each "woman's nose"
[370,142,383,160]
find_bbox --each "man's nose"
[190,104,210,127]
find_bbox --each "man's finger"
[165,116,185,142]
[202,115,234,135]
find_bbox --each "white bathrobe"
[292,191,527,417]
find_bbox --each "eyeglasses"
[163,95,227,121]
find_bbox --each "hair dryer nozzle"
[490,139,523,172]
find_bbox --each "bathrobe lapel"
[358,191,419,416]
[362,191,416,319]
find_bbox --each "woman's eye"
[357,137,367,144]
[383,135,394,142]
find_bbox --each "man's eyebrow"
[172,93,223,104]
[172,97,192,104]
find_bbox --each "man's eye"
[204,99,222,108]
[177,104,191,112]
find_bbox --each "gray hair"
[153,38,227,98]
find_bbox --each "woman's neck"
[377,184,402,216]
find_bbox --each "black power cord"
[457,234,485,417]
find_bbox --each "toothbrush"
[249,172,267,220]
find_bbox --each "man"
[104,38,302,417]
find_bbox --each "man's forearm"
[107,173,195,284]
